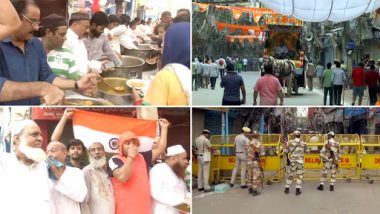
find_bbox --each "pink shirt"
[254,74,282,105]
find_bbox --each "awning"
[259,0,380,22]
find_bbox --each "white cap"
[327,131,335,136]
[242,127,251,133]
[12,120,37,136]
[293,130,301,135]
[166,145,186,156]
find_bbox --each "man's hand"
[101,60,115,72]
[51,165,66,180]
[77,73,101,96]
[41,84,64,105]
[241,98,246,105]
[62,108,74,119]
[127,144,138,158]
[158,118,170,129]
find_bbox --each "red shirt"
[352,67,365,86]
[365,70,380,87]
[254,74,282,105]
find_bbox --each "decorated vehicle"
[261,14,305,96]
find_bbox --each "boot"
[252,189,261,196]
[330,185,334,192]
[248,187,253,194]
[317,184,324,191]
[241,185,248,189]
[284,187,289,194]
[295,188,301,196]
[229,183,234,188]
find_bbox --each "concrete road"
[192,181,380,214]
[192,71,370,106]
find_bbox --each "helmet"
[293,130,301,136]
[327,131,335,137]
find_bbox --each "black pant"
[222,99,241,105]
[324,87,333,105]
[219,69,225,77]
[333,85,343,105]
[210,77,217,89]
[369,86,377,105]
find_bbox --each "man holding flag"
[108,119,169,214]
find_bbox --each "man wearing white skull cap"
[0,119,53,214]
[150,145,190,214]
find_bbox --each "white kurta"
[0,152,54,214]
[80,165,115,214]
[120,28,139,49]
[49,166,87,214]
[63,28,102,75]
[149,163,188,214]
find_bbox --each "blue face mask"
[46,157,65,180]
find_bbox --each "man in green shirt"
[40,14,80,80]
[322,62,334,105]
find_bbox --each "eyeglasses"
[21,14,40,27]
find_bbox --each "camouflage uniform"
[320,139,341,185]
[246,138,263,192]
[285,138,309,189]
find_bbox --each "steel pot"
[102,55,145,79]
[64,95,113,106]
[121,44,158,71]
[97,77,134,105]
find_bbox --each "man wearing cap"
[284,130,309,195]
[64,12,110,76]
[81,142,115,214]
[230,127,251,188]
[0,120,52,213]
[150,145,190,214]
[108,119,169,214]
[0,1,99,105]
[318,132,341,192]
[194,129,214,192]
[39,14,81,81]
[246,130,263,196]
[46,141,87,214]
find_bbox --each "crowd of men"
[0,109,190,214]
[0,0,191,106]
[305,57,380,106]
[194,128,341,196]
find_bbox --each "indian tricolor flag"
[72,110,158,153]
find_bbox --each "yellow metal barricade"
[360,135,380,181]
[206,134,282,184]
[287,134,360,181]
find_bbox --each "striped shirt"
[47,48,81,80]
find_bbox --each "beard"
[90,28,102,38]
[171,162,187,179]
[18,137,46,163]
[89,156,107,169]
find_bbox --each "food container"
[97,77,134,105]
[64,95,113,106]
[102,55,145,79]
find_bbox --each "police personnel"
[246,130,263,196]
[230,127,251,188]
[317,131,341,192]
[194,129,214,192]
[284,130,309,195]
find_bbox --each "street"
[192,181,380,214]
[192,71,370,106]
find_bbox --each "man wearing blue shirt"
[0,1,99,105]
